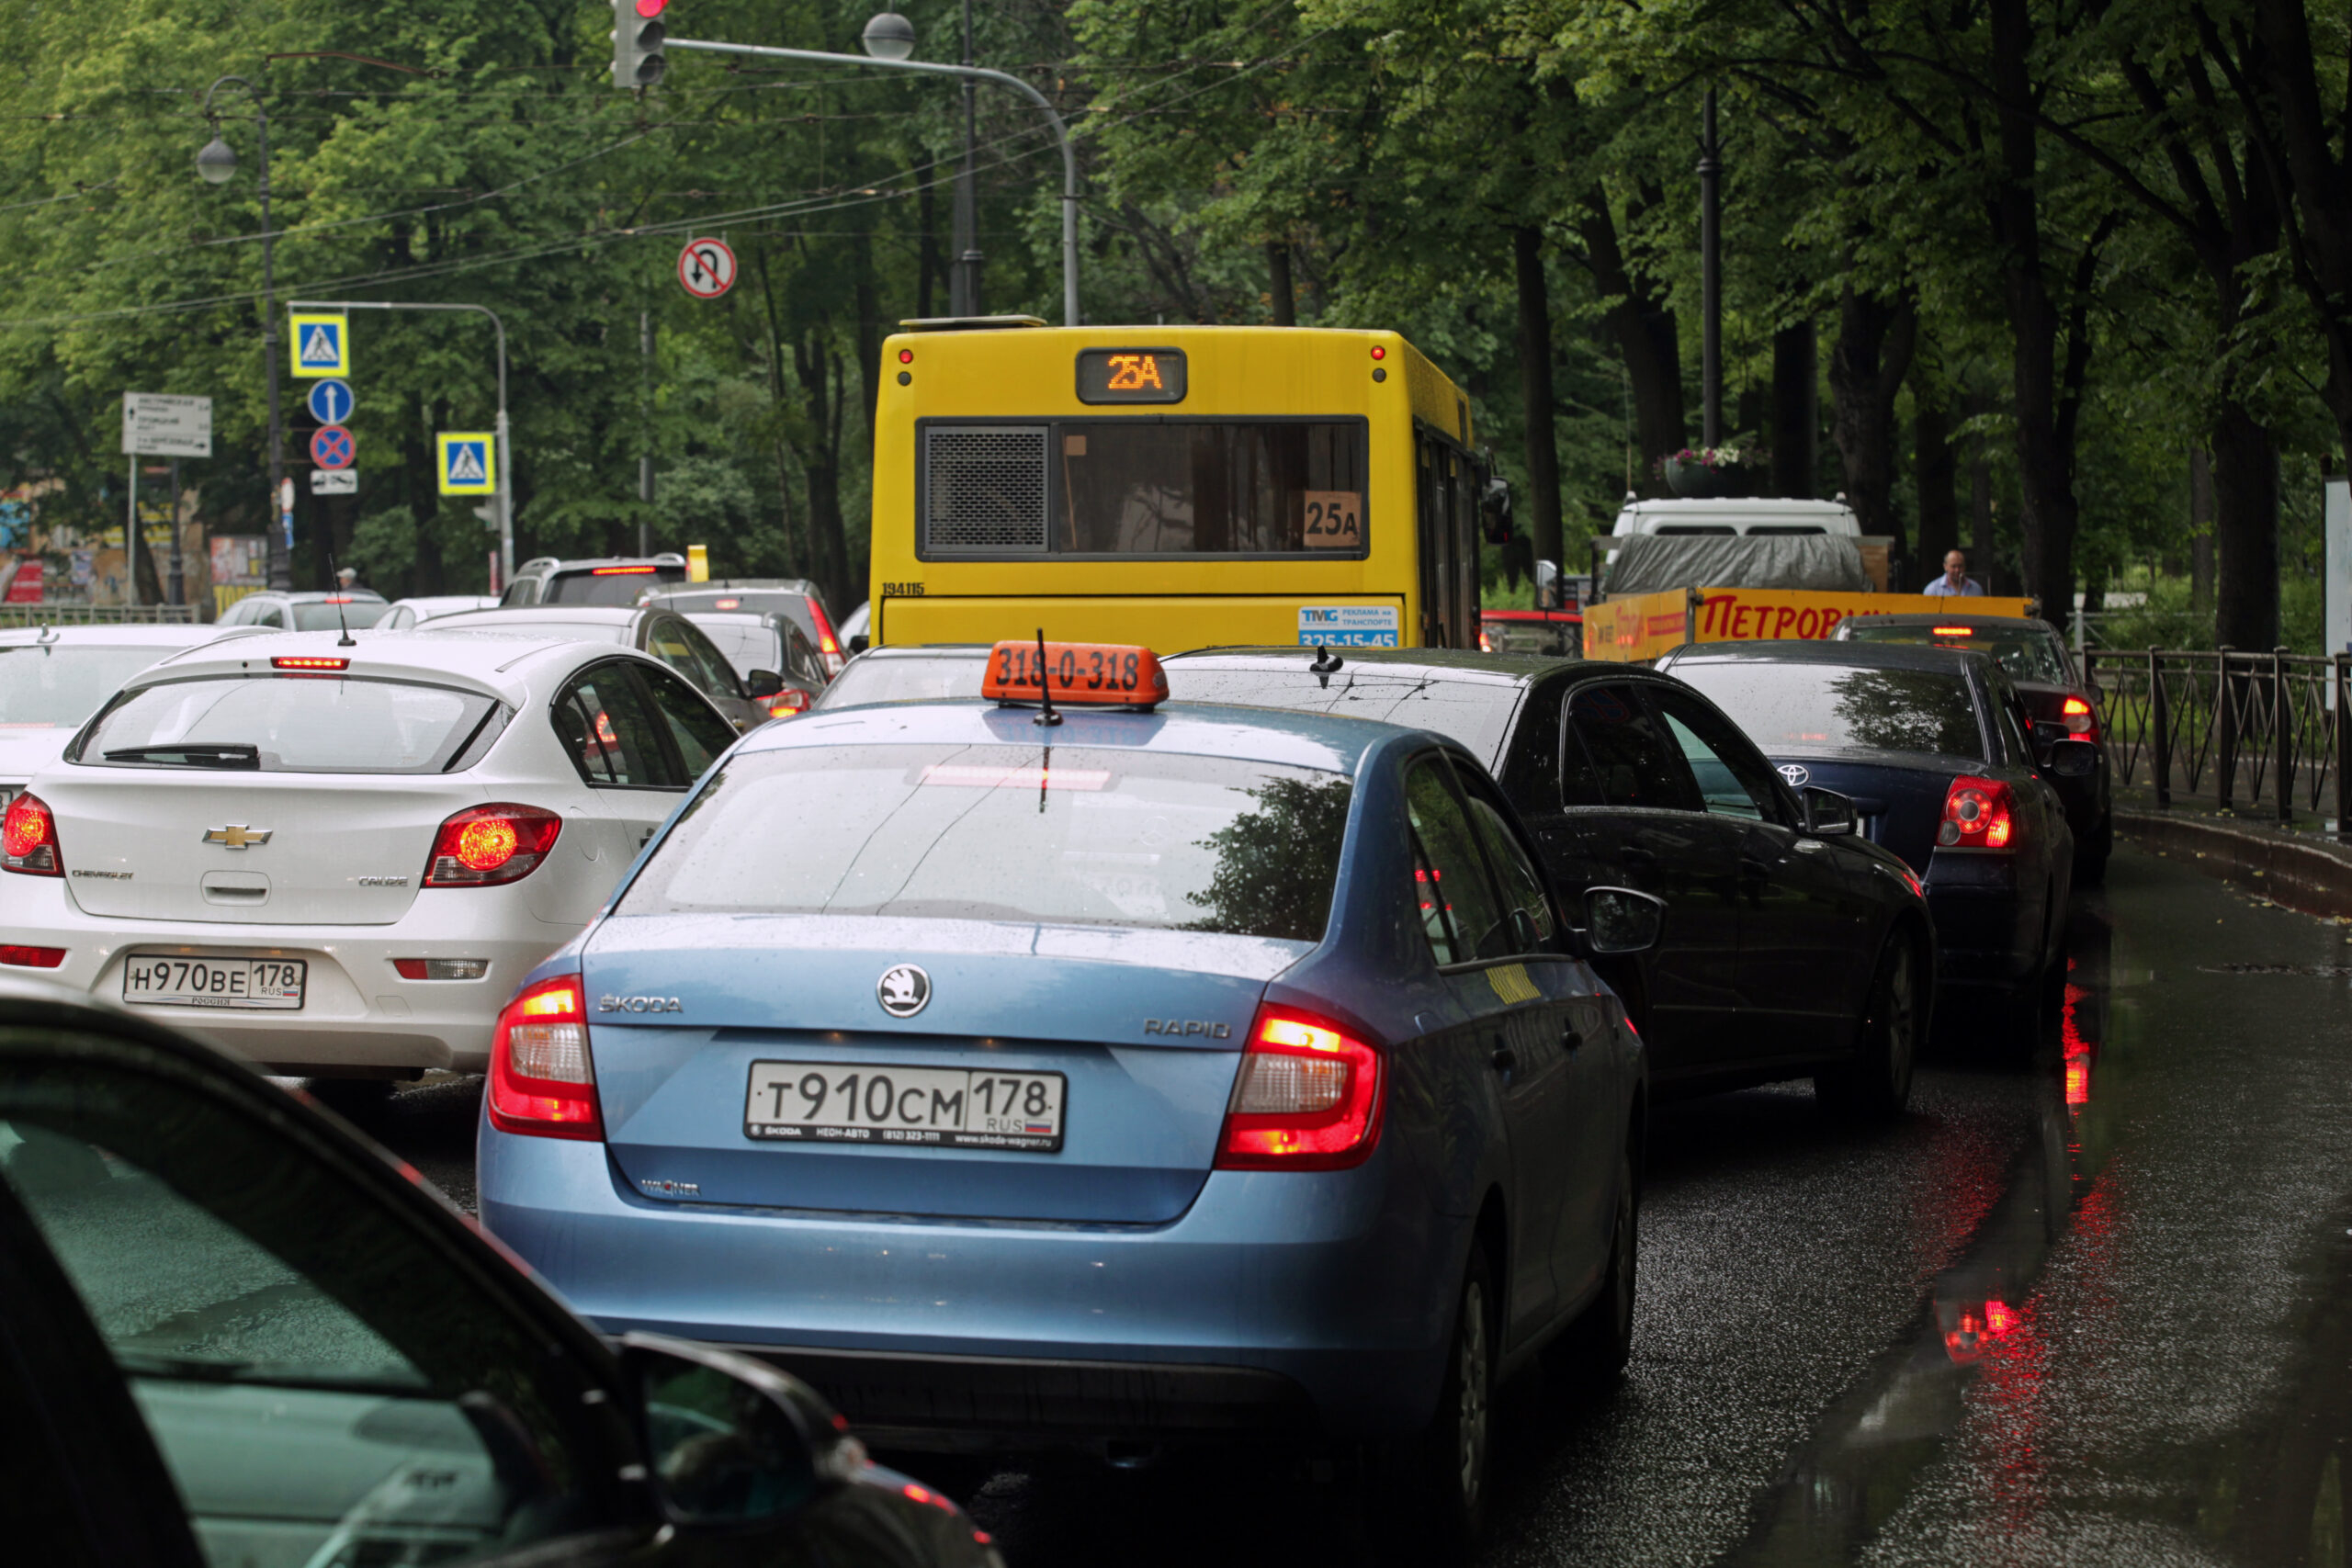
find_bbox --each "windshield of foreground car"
[77,675,506,773]
[1671,661,1988,761]
[0,644,203,727]
[1840,622,2073,685]
[618,742,1353,942]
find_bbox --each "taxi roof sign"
[983,639,1168,709]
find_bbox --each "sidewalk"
[2110,784,2352,919]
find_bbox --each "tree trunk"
[1267,243,1296,326]
[917,172,942,321]
[1770,321,1816,499]
[2246,0,2352,472]
[1968,407,1997,591]
[1513,226,1564,583]
[2211,402,2280,649]
[2190,446,2215,614]
[854,231,881,447]
[1573,184,1685,490]
[1826,286,1917,547]
[1914,400,1959,581]
[795,326,854,613]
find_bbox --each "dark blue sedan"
[1654,640,2094,1039]
[479,642,1660,1543]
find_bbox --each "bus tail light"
[487,975,602,1140]
[1215,1006,1385,1170]
[1937,776,2017,851]
[2,792,62,875]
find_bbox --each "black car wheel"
[1399,1244,1494,1551]
[1544,1151,1638,1387]
[1815,935,1919,1119]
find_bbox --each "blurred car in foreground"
[1161,645,1933,1114]
[1836,611,2112,884]
[0,979,999,1567]
[0,623,262,802]
[1654,639,2090,1037]
[650,581,847,675]
[481,639,1658,1544]
[682,609,831,718]
[426,604,780,733]
[0,630,739,1089]
[378,592,500,629]
[215,589,390,631]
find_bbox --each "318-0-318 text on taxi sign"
[1582,587,2036,661]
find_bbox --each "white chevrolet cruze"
[0,629,739,1082]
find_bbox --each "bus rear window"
[922,420,1367,558]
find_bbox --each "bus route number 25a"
[1304,491,1363,549]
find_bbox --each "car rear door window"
[673,620,748,700]
[637,665,736,779]
[553,663,678,788]
[1651,690,1782,822]
[1463,793,1555,946]
[1566,683,1699,810]
[1404,758,1514,964]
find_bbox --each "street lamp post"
[667,15,1080,325]
[198,76,289,590]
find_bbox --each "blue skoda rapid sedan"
[479,641,1658,1539]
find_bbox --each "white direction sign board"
[121,392,213,457]
[311,469,357,496]
[678,238,737,299]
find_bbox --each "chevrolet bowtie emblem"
[203,825,273,850]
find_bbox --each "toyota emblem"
[1777,763,1811,789]
[876,964,932,1019]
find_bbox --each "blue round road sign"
[307,378,356,425]
[311,424,356,470]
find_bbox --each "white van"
[1609,494,1862,539]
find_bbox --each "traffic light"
[612,0,667,88]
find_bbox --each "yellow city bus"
[865,321,1489,652]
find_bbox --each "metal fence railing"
[2082,648,2352,839]
[0,604,200,626]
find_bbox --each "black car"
[0,979,999,1567]
[1160,646,1934,1115]
[1654,640,2094,1038]
[1835,611,2112,884]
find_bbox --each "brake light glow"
[2061,694,2099,740]
[487,975,601,1140]
[423,805,562,886]
[768,688,810,718]
[1933,626,1974,637]
[2,792,62,875]
[900,1483,957,1513]
[322,595,355,604]
[591,565,660,575]
[714,597,741,610]
[1937,775,2017,851]
[1983,1299,2019,1336]
[1214,1005,1385,1170]
[272,656,349,671]
[0,945,64,967]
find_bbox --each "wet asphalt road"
[379,843,2352,1564]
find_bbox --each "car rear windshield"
[1165,665,1519,768]
[544,567,684,606]
[661,591,819,643]
[1840,622,2073,684]
[0,644,201,728]
[77,676,506,773]
[618,742,1353,942]
[815,655,989,709]
[1670,661,1986,760]
[288,601,392,632]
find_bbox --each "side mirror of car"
[847,634,870,654]
[620,1333,846,1529]
[2046,738,2098,778]
[745,670,786,700]
[1583,886,1666,955]
[1802,785,1858,838]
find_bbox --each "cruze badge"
[599,995,683,1013]
[1777,763,1810,789]
[877,964,931,1019]
[203,824,273,850]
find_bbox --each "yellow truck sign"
[1584,587,2038,662]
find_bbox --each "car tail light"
[768,688,810,719]
[273,656,349,671]
[2061,694,2099,741]
[424,805,561,886]
[392,958,490,980]
[487,975,601,1139]
[1937,775,2017,851]
[2,792,62,875]
[591,564,660,576]
[807,597,845,673]
[0,944,64,967]
[1214,1006,1385,1170]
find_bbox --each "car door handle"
[1490,1046,1518,1075]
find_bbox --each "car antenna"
[1032,627,1061,728]
[1309,643,1344,675]
[324,553,356,648]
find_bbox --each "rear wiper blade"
[103,743,260,769]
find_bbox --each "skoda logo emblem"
[876,964,932,1019]
[1777,762,1811,789]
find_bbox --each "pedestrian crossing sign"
[288,312,349,378]
[436,433,496,496]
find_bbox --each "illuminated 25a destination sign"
[1076,348,1187,404]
